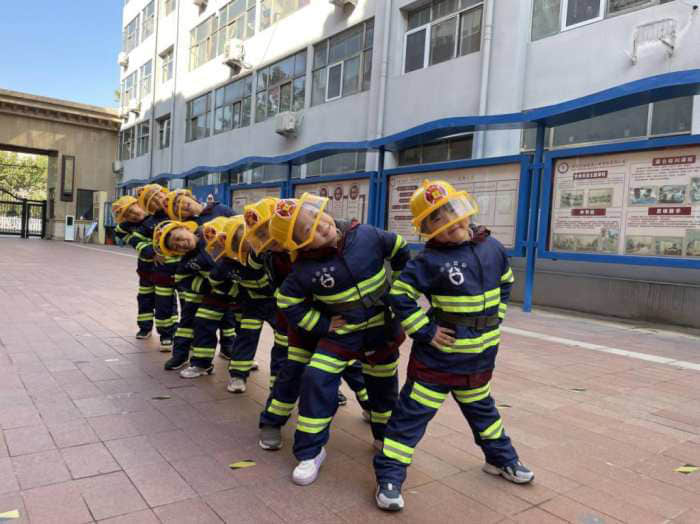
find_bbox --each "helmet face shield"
[290,194,328,250]
[225,222,250,263]
[417,193,478,239]
[206,232,228,262]
[153,220,198,257]
[167,190,196,221]
[245,221,273,254]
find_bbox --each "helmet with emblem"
[166,189,197,221]
[111,195,143,224]
[136,184,168,215]
[242,197,279,254]
[202,216,235,262]
[153,220,198,257]
[410,179,479,240]
[268,193,329,252]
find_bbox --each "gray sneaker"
[483,461,534,484]
[259,425,282,450]
[375,482,404,511]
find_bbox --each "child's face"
[150,191,167,213]
[294,208,337,250]
[167,227,198,253]
[423,204,472,244]
[124,204,146,223]
[434,217,472,244]
[174,194,200,219]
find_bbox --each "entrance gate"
[0,188,46,238]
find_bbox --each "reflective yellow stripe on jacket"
[431,287,500,313]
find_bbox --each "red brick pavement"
[1,238,699,523]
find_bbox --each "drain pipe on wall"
[474,0,494,159]
[168,0,182,176]
[148,0,161,179]
[374,0,393,148]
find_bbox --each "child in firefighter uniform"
[245,199,373,451]
[272,194,409,486]
[112,196,164,341]
[162,191,236,370]
[372,180,533,512]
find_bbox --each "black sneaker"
[337,391,347,406]
[164,356,188,371]
[375,482,404,511]
[159,337,173,352]
[218,346,233,360]
[483,461,534,484]
[136,329,152,340]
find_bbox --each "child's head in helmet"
[168,190,204,221]
[269,195,338,253]
[292,203,337,250]
[112,196,147,224]
[137,184,168,215]
[411,180,479,245]
[154,221,199,257]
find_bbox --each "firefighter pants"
[136,275,155,332]
[373,379,518,487]
[153,282,178,338]
[171,298,200,362]
[293,347,399,461]
[189,303,239,369]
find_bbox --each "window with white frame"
[521,97,693,150]
[122,15,140,53]
[189,16,217,70]
[121,71,138,109]
[531,0,674,41]
[260,0,310,31]
[157,115,171,149]
[137,122,150,156]
[304,152,367,178]
[139,61,152,100]
[255,50,306,123]
[162,0,176,16]
[215,0,256,56]
[160,47,174,83]
[186,93,211,142]
[311,20,373,106]
[398,134,473,165]
[404,0,483,74]
[142,1,155,41]
[120,127,135,160]
[214,76,253,134]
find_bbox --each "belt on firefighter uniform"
[433,311,500,330]
[320,279,390,314]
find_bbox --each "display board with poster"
[230,186,281,213]
[294,178,370,223]
[387,163,522,248]
[548,146,700,259]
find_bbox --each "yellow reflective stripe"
[138,286,155,294]
[410,382,447,409]
[267,399,295,417]
[390,279,421,300]
[391,270,401,281]
[288,346,312,364]
[181,292,203,303]
[498,303,507,320]
[248,254,263,269]
[191,346,215,358]
[274,332,289,347]
[334,312,385,335]
[174,273,187,282]
[229,360,254,371]
[164,255,180,263]
[155,286,174,296]
[240,275,270,289]
[370,410,392,424]
[401,309,429,335]
[501,268,514,284]
[382,438,414,464]
[314,267,386,305]
[175,327,194,338]
[135,241,151,253]
[155,317,177,327]
[434,328,500,354]
[297,415,332,434]
[191,276,205,293]
[361,360,398,378]
[484,288,501,309]
[195,308,224,321]
[137,313,154,321]
[308,353,348,374]
[453,382,491,404]
[222,328,236,337]
[209,278,224,286]
[390,234,407,258]
[298,309,321,331]
[240,318,263,330]
[357,388,369,401]
[276,289,304,309]
[480,418,504,440]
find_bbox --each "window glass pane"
[258,68,269,91]
[294,51,307,77]
[459,7,482,55]
[214,107,225,132]
[532,0,561,40]
[430,17,457,65]
[279,82,292,112]
[434,0,458,20]
[398,146,421,166]
[651,97,693,136]
[362,49,372,91]
[307,159,321,177]
[342,55,360,97]
[565,0,601,27]
[553,105,648,146]
[215,88,225,107]
[521,127,552,150]
[608,0,654,14]
[232,102,241,128]
[246,8,256,37]
[422,141,450,163]
[242,96,252,126]
[364,20,374,48]
[256,91,267,121]
[449,136,473,159]
[314,42,328,68]
[293,77,305,111]
[405,29,427,73]
[311,69,326,106]
[267,85,280,116]
[407,6,430,30]
[327,63,342,99]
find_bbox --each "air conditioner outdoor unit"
[275,111,298,137]
[329,0,357,6]
[223,39,245,73]
[112,160,123,174]
[128,101,141,115]
[193,0,207,7]
[118,52,129,68]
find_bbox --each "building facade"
[117,0,700,327]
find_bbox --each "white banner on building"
[294,178,370,223]
[231,187,281,212]
[550,146,700,258]
[387,164,521,247]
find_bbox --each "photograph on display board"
[655,236,684,257]
[625,235,655,255]
[658,185,686,204]
[686,230,700,256]
[628,186,658,206]
[559,190,584,208]
[587,188,614,208]
[690,178,700,203]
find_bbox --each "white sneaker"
[227,376,246,393]
[292,447,326,486]
[179,365,213,379]
[250,360,259,371]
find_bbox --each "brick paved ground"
[1,238,700,523]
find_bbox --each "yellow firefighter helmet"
[202,216,234,262]
[111,195,139,224]
[153,220,198,257]
[410,179,479,240]
[243,197,279,254]
[166,189,196,221]
[268,193,329,252]
[136,184,168,215]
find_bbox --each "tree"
[0,151,48,200]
